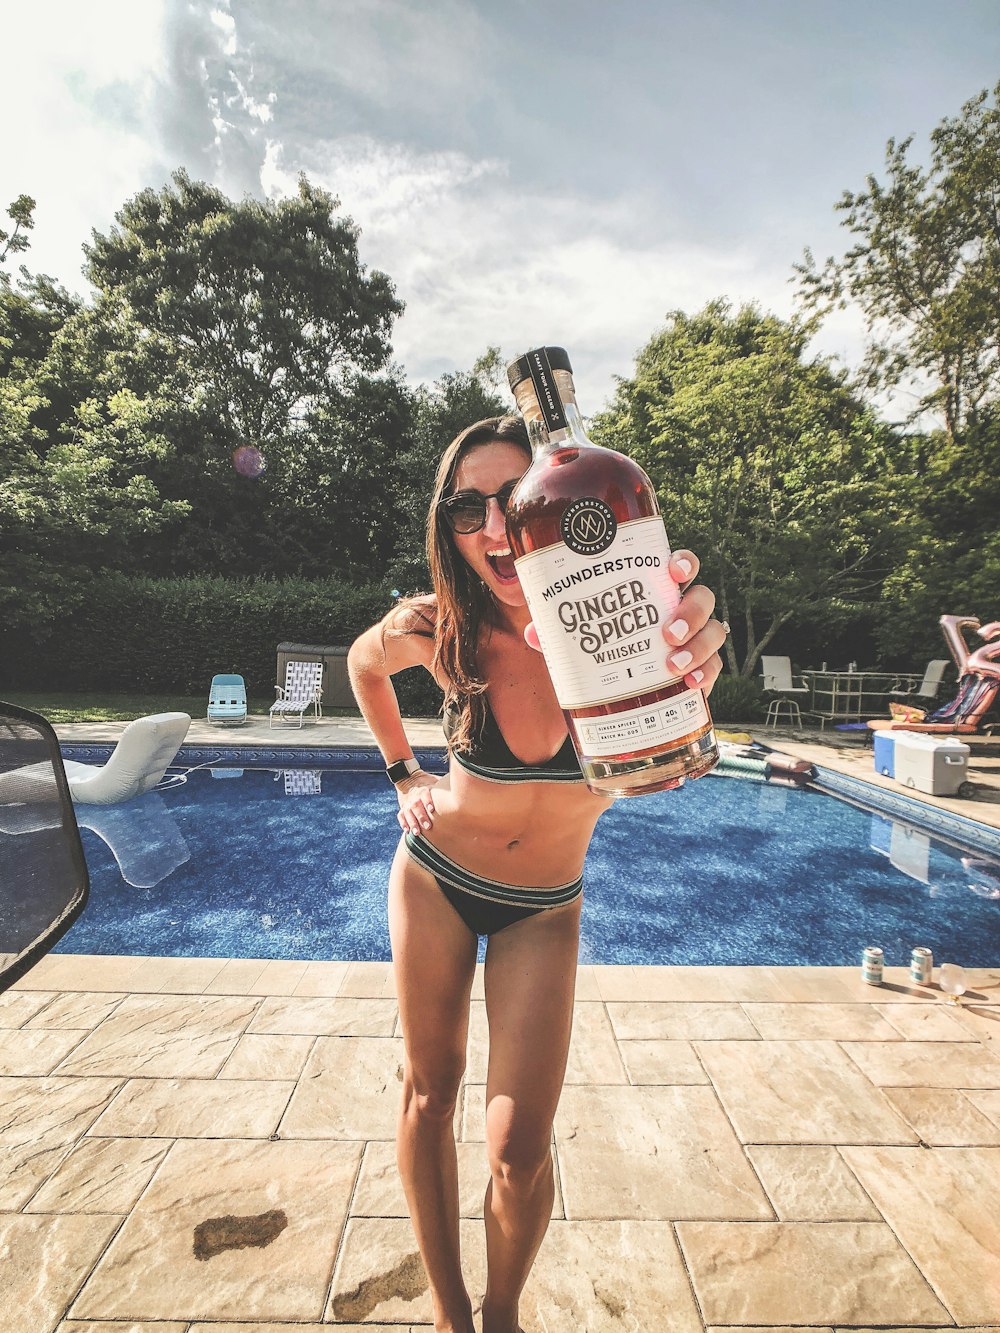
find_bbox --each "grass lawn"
[0,691,276,723]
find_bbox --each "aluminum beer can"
[910,946,933,985]
[862,946,884,985]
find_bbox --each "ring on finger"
[720,620,731,636]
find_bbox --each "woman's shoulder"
[384,594,437,639]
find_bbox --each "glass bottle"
[505,345,718,797]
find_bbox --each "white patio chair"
[760,656,810,727]
[889,659,949,703]
[269,660,324,728]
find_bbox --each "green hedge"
[706,672,766,724]
[0,574,444,716]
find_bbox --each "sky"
[3,0,999,415]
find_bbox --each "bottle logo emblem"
[560,497,618,555]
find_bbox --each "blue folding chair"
[207,674,247,726]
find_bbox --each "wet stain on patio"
[193,1207,288,1261]
[331,1248,427,1320]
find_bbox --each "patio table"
[801,669,921,723]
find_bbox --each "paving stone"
[54,1027,240,1079]
[0,1075,120,1210]
[876,1002,979,1041]
[88,1077,294,1139]
[328,1216,453,1324]
[884,1088,1000,1145]
[966,1088,1000,1127]
[71,1139,361,1323]
[218,1033,315,1080]
[841,1145,1000,1323]
[555,1084,771,1220]
[247,995,396,1036]
[0,1027,87,1075]
[741,1003,902,1041]
[745,1145,881,1220]
[0,989,57,1026]
[25,1136,171,1214]
[0,1212,121,1333]
[607,1000,759,1040]
[841,1039,1000,1088]
[289,960,352,996]
[676,1221,950,1326]
[26,993,126,1030]
[695,1039,919,1144]
[57,1322,187,1332]
[278,1035,403,1139]
[618,1039,710,1084]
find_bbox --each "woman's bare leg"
[480,897,581,1333]
[388,841,479,1333]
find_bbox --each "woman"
[348,416,725,1333]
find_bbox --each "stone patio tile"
[83,992,260,1039]
[219,1033,315,1081]
[741,1003,902,1041]
[607,1000,758,1041]
[0,1212,122,1333]
[88,1077,294,1139]
[71,1139,361,1324]
[877,1001,979,1041]
[592,964,641,1001]
[188,1326,408,1332]
[20,954,154,993]
[618,1039,709,1084]
[675,1221,950,1326]
[244,960,310,995]
[25,1137,171,1214]
[26,993,126,1030]
[555,1084,771,1220]
[340,961,393,997]
[708,1328,833,1333]
[841,1040,1000,1088]
[841,1145,1000,1324]
[0,1075,120,1210]
[0,989,56,1025]
[573,965,601,1000]
[767,967,907,1004]
[285,960,349,995]
[203,957,271,994]
[351,1138,562,1220]
[247,995,396,1036]
[0,1027,86,1075]
[745,1146,881,1220]
[462,1084,486,1141]
[951,1002,1000,1054]
[607,966,790,1002]
[279,1035,403,1140]
[140,956,228,993]
[329,1216,473,1324]
[58,1322,187,1331]
[695,1040,919,1144]
[966,1088,1000,1126]
[53,1026,241,1079]
[884,1088,1000,1145]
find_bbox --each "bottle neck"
[512,371,592,457]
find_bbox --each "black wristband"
[386,757,420,785]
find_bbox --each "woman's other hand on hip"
[396,770,440,834]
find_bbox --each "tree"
[796,82,1000,439]
[592,302,906,675]
[0,195,35,270]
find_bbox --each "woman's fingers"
[398,794,434,833]
[666,617,729,672]
[663,583,716,646]
[669,549,700,587]
[684,651,723,695]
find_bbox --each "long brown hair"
[398,415,530,753]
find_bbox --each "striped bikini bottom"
[402,832,583,937]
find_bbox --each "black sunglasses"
[438,479,521,535]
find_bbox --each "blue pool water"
[53,752,1000,966]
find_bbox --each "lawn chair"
[269,660,324,729]
[0,701,89,991]
[760,656,810,727]
[889,659,949,704]
[207,673,247,726]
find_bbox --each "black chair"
[0,701,89,992]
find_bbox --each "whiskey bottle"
[505,345,718,797]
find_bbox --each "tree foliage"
[592,302,907,675]
[797,82,1000,439]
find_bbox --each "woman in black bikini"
[348,415,725,1333]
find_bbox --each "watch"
[386,756,420,786]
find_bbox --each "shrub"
[706,671,765,723]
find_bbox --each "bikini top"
[444,697,584,784]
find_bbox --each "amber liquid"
[506,440,718,797]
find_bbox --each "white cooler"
[891,732,970,797]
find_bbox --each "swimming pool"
[50,746,1000,967]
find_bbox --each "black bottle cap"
[506,345,573,391]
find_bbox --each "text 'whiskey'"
[505,345,718,797]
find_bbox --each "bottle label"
[514,514,687,710]
[525,347,569,435]
[573,689,710,757]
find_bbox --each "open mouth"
[486,547,519,585]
